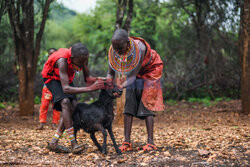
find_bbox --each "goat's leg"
[90,132,102,152]
[107,125,122,155]
[101,128,108,154]
[92,124,108,154]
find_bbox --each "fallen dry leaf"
[198,149,211,157]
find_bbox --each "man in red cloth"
[107,29,165,152]
[42,43,105,153]
[37,48,60,130]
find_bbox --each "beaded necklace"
[108,38,141,76]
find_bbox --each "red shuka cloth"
[39,86,60,124]
[131,37,165,112]
[41,48,75,84]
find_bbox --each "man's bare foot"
[52,123,57,130]
[36,123,45,130]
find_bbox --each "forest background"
[0,0,242,108]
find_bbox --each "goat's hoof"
[102,150,107,154]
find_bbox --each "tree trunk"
[115,0,133,32]
[115,89,126,124]
[7,0,52,116]
[115,74,126,124]
[115,0,127,30]
[240,0,250,115]
[18,59,35,116]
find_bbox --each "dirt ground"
[0,100,249,166]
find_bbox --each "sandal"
[142,144,157,152]
[71,144,85,154]
[47,143,70,153]
[119,142,133,152]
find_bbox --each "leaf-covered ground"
[0,100,249,166]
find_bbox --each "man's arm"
[107,65,115,81]
[57,58,103,94]
[83,59,106,84]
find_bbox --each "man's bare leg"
[36,123,45,130]
[49,118,65,146]
[124,114,133,143]
[67,99,82,151]
[145,116,154,145]
[59,98,79,150]
[52,123,57,130]
[47,115,70,153]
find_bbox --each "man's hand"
[96,77,107,81]
[113,85,123,98]
[86,76,97,85]
[86,76,108,85]
[91,79,105,90]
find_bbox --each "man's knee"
[60,98,71,108]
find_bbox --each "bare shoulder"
[138,41,146,57]
[56,58,67,68]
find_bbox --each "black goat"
[72,83,122,155]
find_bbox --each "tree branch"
[0,0,7,23]
[34,0,53,67]
[115,0,127,30]
[7,0,24,39]
[123,0,133,33]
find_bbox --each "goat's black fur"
[72,83,122,155]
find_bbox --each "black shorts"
[124,78,155,119]
[44,79,77,111]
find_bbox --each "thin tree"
[6,0,53,116]
[239,0,250,115]
[115,0,133,32]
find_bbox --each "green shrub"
[188,97,212,107]
[7,101,16,108]
[34,96,41,104]
[166,99,178,106]
[0,103,6,109]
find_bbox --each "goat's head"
[99,81,122,102]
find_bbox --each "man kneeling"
[42,43,105,153]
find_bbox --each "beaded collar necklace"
[108,38,141,75]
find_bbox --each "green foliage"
[49,3,77,21]
[43,19,76,49]
[166,99,178,106]
[131,0,161,49]
[7,101,16,108]
[187,96,232,107]
[87,97,98,104]
[0,103,6,109]
[34,96,41,104]
[73,0,116,75]
[79,93,89,102]
[0,0,241,102]
[188,97,212,107]
[37,3,78,73]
